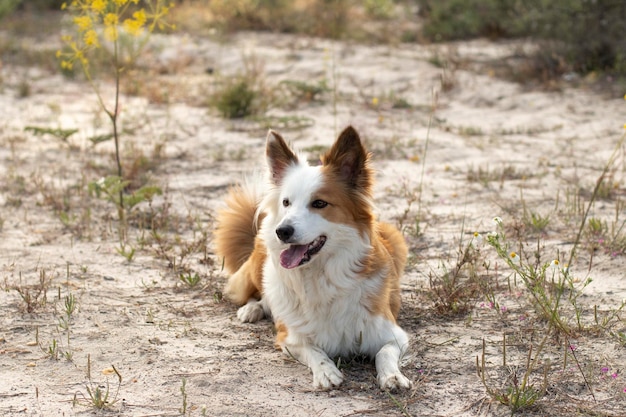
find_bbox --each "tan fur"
[274,320,288,350]
[214,185,266,305]
[362,222,408,322]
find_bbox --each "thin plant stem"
[109,40,125,220]
[567,132,626,268]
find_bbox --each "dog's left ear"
[323,126,370,189]
[266,130,299,185]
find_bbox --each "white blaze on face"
[275,164,330,268]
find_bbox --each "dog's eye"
[311,200,328,209]
[282,198,290,207]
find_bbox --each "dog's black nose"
[276,225,294,242]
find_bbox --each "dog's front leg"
[375,340,411,390]
[283,343,343,389]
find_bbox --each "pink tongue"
[280,244,308,269]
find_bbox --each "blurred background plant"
[3,0,625,85]
[417,0,626,82]
[55,0,174,224]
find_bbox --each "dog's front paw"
[378,372,412,391]
[312,359,344,389]
[236,300,265,323]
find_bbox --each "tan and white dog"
[214,126,411,390]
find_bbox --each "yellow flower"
[91,0,106,13]
[124,19,143,36]
[133,9,147,25]
[114,0,129,6]
[372,97,379,106]
[73,15,93,32]
[104,13,119,27]
[83,29,100,47]
[124,9,147,36]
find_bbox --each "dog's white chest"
[264,261,391,358]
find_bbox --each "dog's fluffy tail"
[214,178,266,305]
[214,179,263,274]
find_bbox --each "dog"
[214,126,411,390]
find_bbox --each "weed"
[24,126,78,144]
[57,0,173,222]
[525,211,550,234]
[427,234,481,316]
[467,165,528,188]
[583,200,626,256]
[179,271,202,288]
[280,79,329,104]
[486,218,590,334]
[74,364,122,410]
[212,56,274,120]
[215,78,257,119]
[394,180,421,238]
[151,217,210,278]
[115,242,136,262]
[252,115,315,132]
[180,377,188,414]
[88,175,163,231]
[44,338,60,361]
[521,195,551,235]
[13,269,52,314]
[38,291,78,361]
[457,125,483,137]
[477,337,549,413]
[58,293,77,360]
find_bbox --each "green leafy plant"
[179,271,201,288]
[74,363,122,410]
[88,176,163,226]
[58,293,77,360]
[477,337,549,413]
[24,126,79,143]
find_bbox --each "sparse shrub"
[0,0,21,20]
[418,0,518,41]
[214,78,257,119]
[418,0,626,78]
[212,56,276,119]
[202,0,350,38]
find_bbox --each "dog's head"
[264,126,374,269]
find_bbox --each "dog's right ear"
[266,130,298,185]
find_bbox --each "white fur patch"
[257,158,410,389]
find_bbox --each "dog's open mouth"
[279,236,327,269]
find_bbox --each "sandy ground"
[1,29,625,416]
